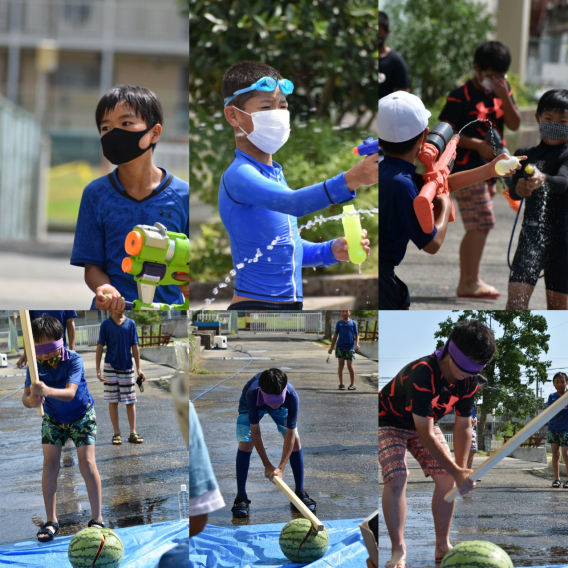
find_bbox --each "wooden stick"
[19,311,43,417]
[445,389,568,502]
[273,476,324,531]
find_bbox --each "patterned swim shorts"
[335,348,355,361]
[103,364,137,404]
[42,407,97,447]
[548,431,568,447]
[379,424,451,484]
[453,180,496,231]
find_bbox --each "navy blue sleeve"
[301,240,341,267]
[65,311,78,319]
[228,164,355,217]
[334,322,340,335]
[131,321,139,346]
[246,389,260,425]
[65,356,84,386]
[394,177,437,250]
[70,185,106,268]
[97,321,106,346]
[285,388,299,430]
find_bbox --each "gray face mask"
[539,120,568,141]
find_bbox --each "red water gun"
[413,122,459,233]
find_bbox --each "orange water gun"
[413,122,459,234]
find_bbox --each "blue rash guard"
[218,149,356,302]
[70,168,189,309]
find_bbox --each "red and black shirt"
[379,354,478,430]
[439,79,517,174]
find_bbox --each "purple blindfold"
[35,339,69,361]
[257,385,287,407]
[433,340,486,374]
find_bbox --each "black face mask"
[378,37,385,48]
[100,125,155,165]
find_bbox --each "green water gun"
[342,205,367,265]
[121,222,189,311]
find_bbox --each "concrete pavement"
[396,192,549,310]
[0,347,188,545]
[190,333,378,528]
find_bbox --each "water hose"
[191,343,253,403]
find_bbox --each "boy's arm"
[328,333,339,353]
[453,414,473,468]
[250,423,277,477]
[422,195,452,254]
[132,345,145,380]
[67,320,76,351]
[490,76,521,131]
[354,333,360,350]
[271,428,296,481]
[85,264,126,310]
[95,344,104,381]
[30,381,78,402]
[22,386,43,408]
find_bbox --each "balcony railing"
[0,0,188,54]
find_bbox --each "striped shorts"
[379,425,451,484]
[103,364,137,404]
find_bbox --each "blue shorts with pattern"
[336,348,355,361]
[236,408,299,443]
[548,431,568,447]
[41,407,97,447]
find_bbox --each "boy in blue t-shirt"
[21,315,103,542]
[70,84,189,311]
[189,401,225,537]
[219,61,378,310]
[95,310,145,445]
[379,91,523,310]
[328,310,359,390]
[232,368,316,518]
[547,372,568,488]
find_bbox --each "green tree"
[384,0,493,106]
[129,312,164,326]
[435,311,550,449]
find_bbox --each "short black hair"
[553,372,568,383]
[379,11,390,31]
[379,129,425,156]
[448,320,495,365]
[95,84,163,133]
[474,41,511,73]
[31,315,64,344]
[537,89,568,115]
[259,368,288,395]
[222,61,283,110]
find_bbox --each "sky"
[379,311,568,400]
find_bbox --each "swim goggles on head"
[224,76,294,107]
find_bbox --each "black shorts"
[379,259,410,310]
[509,224,568,294]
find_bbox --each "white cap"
[378,91,431,143]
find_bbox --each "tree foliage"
[189,0,378,121]
[435,311,550,423]
[128,311,164,326]
[383,0,493,106]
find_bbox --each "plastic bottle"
[179,484,189,520]
[341,205,367,265]
[495,156,520,176]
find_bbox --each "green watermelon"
[279,519,329,564]
[68,527,124,568]
[441,541,513,568]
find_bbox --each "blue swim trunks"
[236,408,299,443]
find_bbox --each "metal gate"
[75,324,101,346]
[244,312,323,333]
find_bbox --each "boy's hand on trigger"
[516,177,539,198]
[95,285,126,310]
[344,153,379,190]
[172,272,189,299]
[332,229,370,261]
[137,370,146,382]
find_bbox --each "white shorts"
[103,364,137,404]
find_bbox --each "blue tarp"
[189,519,368,567]
[0,520,189,567]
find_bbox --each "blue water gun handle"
[353,137,379,157]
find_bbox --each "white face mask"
[235,108,291,154]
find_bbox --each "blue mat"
[189,518,368,567]
[0,520,189,567]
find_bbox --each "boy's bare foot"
[456,281,500,299]
[434,543,453,563]
[386,544,406,568]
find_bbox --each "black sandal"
[37,521,59,542]
[231,494,251,518]
[293,491,316,511]
[563,481,568,489]
[553,479,561,488]
[338,384,346,390]
[348,385,356,390]
[88,519,105,529]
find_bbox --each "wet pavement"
[379,454,568,567]
[0,347,188,545]
[190,333,378,528]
